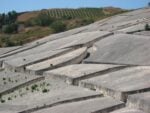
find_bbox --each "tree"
[148,2,150,7]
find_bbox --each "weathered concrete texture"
[0,31,111,64]
[32,97,124,113]
[85,34,150,66]
[45,64,126,85]
[29,25,89,44]
[80,66,150,102]
[0,26,88,59]
[127,92,150,113]
[120,8,150,20]
[116,23,146,33]
[3,48,71,72]
[98,18,147,31]
[56,30,112,49]
[0,76,102,113]
[0,70,44,96]
[0,46,21,56]
[134,31,150,36]
[110,108,146,113]
[84,8,150,32]
[26,47,87,75]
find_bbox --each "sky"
[0,0,149,13]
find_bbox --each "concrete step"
[0,76,102,113]
[110,108,146,113]
[127,92,150,113]
[84,34,150,66]
[26,47,87,75]
[44,64,127,85]
[0,46,21,56]
[32,97,124,113]
[79,66,150,102]
[0,70,44,96]
[4,48,71,73]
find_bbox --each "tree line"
[0,11,18,33]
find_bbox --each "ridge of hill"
[17,7,125,22]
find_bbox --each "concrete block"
[127,92,150,113]
[85,34,150,66]
[45,64,126,85]
[110,108,146,113]
[3,48,71,72]
[32,97,124,113]
[26,47,87,75]
[80,66,150,101]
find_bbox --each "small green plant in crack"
[3,81,7,85]
[42,89,49,93]
[26,87,29,91]
[47,83,50,86]
[3,77,6,81]
[31,84,38,92]
[0,99,5,103]
[8,78,11,82]
[8,97,12,100]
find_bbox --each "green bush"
[51,21,66,33]
[1,99,5,103]
[2,23,18,34]
[8,97,12,100]
[31,84,38,91]
[42,89,49,93]
[145,24,150,31]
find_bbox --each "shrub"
[3,77,6,80]
[145,24,150,31]
[51,21,66,33]
[1,99,5,103]
[31,84,38,91]
[2,23,18,34]
[8,97,12,100]
[42,89,49,93]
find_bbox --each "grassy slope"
[0,7,126,47]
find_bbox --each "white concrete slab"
[4,48,71,72]
[85,34,150,66]
[32,97,124,113]
[127,92,150,113]
[45,64,126,85]
[80,66,150,101]
[26,47,87,75]
[111,108,146,113]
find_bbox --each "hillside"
[0,7,126,47]
[17,7,125,22]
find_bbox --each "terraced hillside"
[0,7,150,113]
[18,7,124,21]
